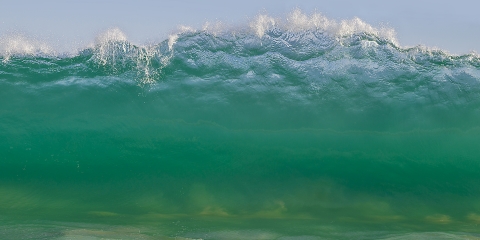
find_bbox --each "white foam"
[95,28,128,45]
[0,9,465,61]
[283,9,333,32]
[250,14,276,38]
[248,9,398,45]
[168,34,178,51]
[92,28,131,66]
[87,28,175,84]
[0,34,54,62]
[160,9,399,50]
[167,25,196,51]
[202,21,228,36]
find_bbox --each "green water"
[2,124,480,238]
[1,27,480,239]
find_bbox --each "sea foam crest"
[95,28,128,43]
[165,9,398,51]
[0,35,54,62]
[249,9,398,44]
[92,28,131,66]
[89,28,173,84]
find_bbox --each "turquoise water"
[2,12,480,239]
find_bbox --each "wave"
[1,9,480,130]
[4,10,480,234]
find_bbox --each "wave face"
[2,10,480,239]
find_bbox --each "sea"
[1,10,480,239]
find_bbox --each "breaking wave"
[1,9,480,131]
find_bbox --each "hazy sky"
[1,0,479,54]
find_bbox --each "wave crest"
[249,9,397,44]
[1,9,479,90]
[0,34,55,62]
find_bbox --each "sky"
[0,0,479,55]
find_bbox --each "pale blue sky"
[1,0,479,54]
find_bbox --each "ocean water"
[1,10,480,239]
